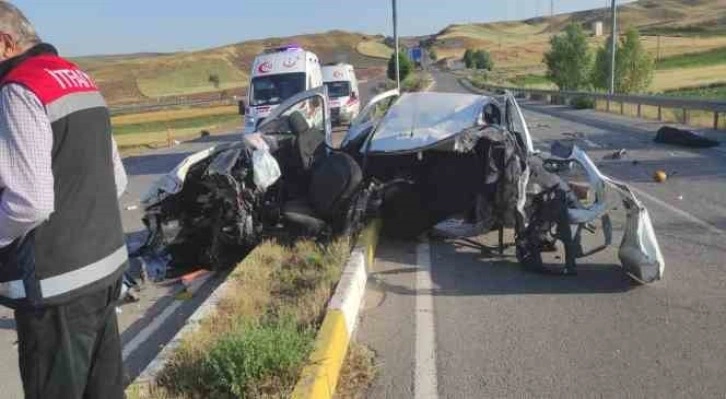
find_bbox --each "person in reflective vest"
[0,3,128,398]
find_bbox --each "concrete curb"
[291,219,382,399]
[126,220,382,395]
[128,268,235,386]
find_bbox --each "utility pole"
[656,34,661,63]
[392,0,400,90]
[609,0,617,94]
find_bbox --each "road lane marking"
[415,238,439,399]
[629,185,726,236]
[122,299,183,361]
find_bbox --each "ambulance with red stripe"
[243,45,323,133]
[322,63,360,126]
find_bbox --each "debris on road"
[563,131,585,139]
[604,149,627,160]
[653,170,668,183]
[654,126,720,148]
[125,205,138,211]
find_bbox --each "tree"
[387,51,413,82]
[543,23,592,91]
[591,28,654,94]
[208,73,220,89]
[463,49,475,68]
[473,49,494,71]
[429,48,438,61]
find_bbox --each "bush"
[200,317,315,398]
[473,50,494,71]
[387,51,413,82]
[571,96,595,109]
[463,49,474,68]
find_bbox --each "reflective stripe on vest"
[0,245,127,300]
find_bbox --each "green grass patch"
[136,58,248,98]
[112,113,241,136]
[375,72,433,93]
[191,317,315,398]
[509,74,550,87]
[663,82,726,100]
[642,25,726,38]
[135,239,351,399]
[656,46,726,70]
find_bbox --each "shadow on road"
[373,237,634,297]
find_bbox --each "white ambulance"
[243,45,323,133]
[322,63,360,126]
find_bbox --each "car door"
[255,85,331,146]
[340,88,400,150]
[503,92,535,155]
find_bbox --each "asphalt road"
[358,71,726,398]
[0,81,379,398]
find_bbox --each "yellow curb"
[291,219,382,399]
[291,310,349,399]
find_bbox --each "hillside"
[77,0,726,105]
[74,31,389,105]
[431,0,726,92]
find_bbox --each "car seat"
[280,111,326,200]
[282,151,363,237]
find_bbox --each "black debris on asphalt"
[654,126,720,148]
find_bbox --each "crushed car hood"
[366,92,487,153]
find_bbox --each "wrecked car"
[134,85,665,284]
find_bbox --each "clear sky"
[12,0,626,56]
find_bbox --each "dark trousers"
[14,279,124,399]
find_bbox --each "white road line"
[415,238,439,399]
[122,299,183,361]
[630,185,726,237]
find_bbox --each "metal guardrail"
[461,79,726,130]
[108,97,246,116]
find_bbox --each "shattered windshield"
[368,92,485,153]
[324,81,351,98]
[251,72,306,106]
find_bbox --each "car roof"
[367,91,492,153]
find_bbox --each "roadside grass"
[112,105,239,125]
[113,113,241,136]
[334,343,378,399]
[129,238,350,399]
[375,72,434,94]
[356,40,393,59]
[402,72,433,92]
[652,64,726,91]
[656,46,726,70]
[664,82,726,100]
[508,73,553,88]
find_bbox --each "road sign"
[409,47,423,63]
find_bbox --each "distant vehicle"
[322,63,360,126]
[242,45,323,133]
